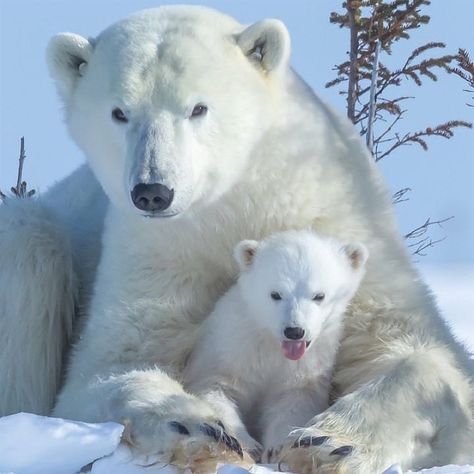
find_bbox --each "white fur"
[184,230,367,458]
[0,165,106,416]
[47,33,94,101]
[0,5,472,473]
[0,198,75,415]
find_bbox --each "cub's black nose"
[284,327,305,340]
[131,183,174,212]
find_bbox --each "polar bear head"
[47,6,291,218]
[234,230,368,361]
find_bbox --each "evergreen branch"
[448,48,474,105]
[376,121,472,161]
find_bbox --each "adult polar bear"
[0,4,472,473]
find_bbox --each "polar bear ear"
[47,33,94,101]
[234,240,259,271]
[237,19,291,75]
[342,242,369,270]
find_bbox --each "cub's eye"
[271,291,282,301]
[112,108,128,123]
[312,293,325,303]
[190,104,208,118]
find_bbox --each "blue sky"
[1,0,473,264]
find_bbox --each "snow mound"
[0,414,472,474]
[0,412,123,474]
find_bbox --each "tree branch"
[0,137,36,201]
[366,39,381,153]
[346,1,359,122]
[404,216,454,256]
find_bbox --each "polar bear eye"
[271,291,282,301]
[190,104,208,118]
[111,108,128,123]
[312,293,325,303]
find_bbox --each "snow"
[90,445,176,474]
[0,413,472,474]
[0,265,472,474]
[407,467,474,474]
[0,413,123,474]
[89,445,292,474]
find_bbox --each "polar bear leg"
[54,369,249,471]
[281,347,474,474]
[0,197,76,416]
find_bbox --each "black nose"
[131,183,174,212]
[284,327,305,340]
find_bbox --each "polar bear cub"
[184,230,368,458]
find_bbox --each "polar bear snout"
[130,183,174,213]
[283,327,305,340]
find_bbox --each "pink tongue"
[281,341,307,361]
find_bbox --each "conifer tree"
[328,0,472,255]
[328,0,471,160]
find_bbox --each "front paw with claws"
[121,396,252,473]
[281,429,360,474]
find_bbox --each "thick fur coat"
[0,6,472,473]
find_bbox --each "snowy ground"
[419,264,474,353]
[0,264,472,474]
[0,413,472,474]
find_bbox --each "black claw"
[233,438,244,458]
[330,445,354,457]
[293,437,310,448]
[293,437,309,448]
[199,423,243,458]
[216,420,226,430]
[200,422,220,441]
[292,435,330,448]
[169,421,190,435]
[221,431,233,448]
[312,436,331,446]
[223,432,244,458]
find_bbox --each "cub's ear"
[342,242,369,270]
[234,240,259,271]
[47,33,94,102]
[237,19,291,75]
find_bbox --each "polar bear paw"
[123,414,250,473]
[279,427,364,474]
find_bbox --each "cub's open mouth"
[281,340,312,361]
